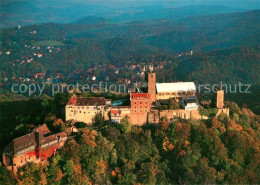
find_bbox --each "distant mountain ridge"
[0,1,254,28]
[72,17,108,25]
[0,10,259,85]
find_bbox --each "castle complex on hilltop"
[65,66,229,125]
[2,66,230,173]
[2,124,67,173]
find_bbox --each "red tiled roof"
[33,124,50,135]
[67,95,107,106]
[131,93,150,99]
[58,132,67,138]
[40,134,57,145]
[3,124,67,157]
[67,94,77,105]
[3,133,37,156]
[111,110,121,114]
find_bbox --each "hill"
[0,93,259,184]
[143,10,260,52]
[0,1,251,28]
[155,46,260,84]
[0,10,259,87]
[72,17,108,25]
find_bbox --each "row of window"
[134,110,148,113]
[69,111,97,115]
[134,106,148,109]
[68,106,103,110]
[134,101,148,104]
[14,156,32,166]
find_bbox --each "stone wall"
[216,108,230,117]
[66,105,107,125]
[148,110,160,124]
[12,150,38,173]
[111,106,131,123]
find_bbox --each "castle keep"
[66,66,229,125]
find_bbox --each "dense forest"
[0,93,259,184]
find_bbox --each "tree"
[120,116,132,133]
[53,118,66,132]
[93,113,105,127]
[62,160,74,177]
[168,99,180,110]
[225,101,240,114]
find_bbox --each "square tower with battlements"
[130,93,151,125]
[145,66,156,103]
[216,90,224,109]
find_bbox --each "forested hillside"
[0,10,259,83]
[0,93,259,184]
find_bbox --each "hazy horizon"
[0,0,259,28]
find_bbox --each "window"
[140,106,142,108]
[82,107,84,109]
[140,102,142,104]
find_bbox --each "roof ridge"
[13,132,35,142]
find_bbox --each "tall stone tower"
[216,90,224,109]
[145,65,156,103]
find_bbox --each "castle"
[65,66,229,125]
[2,67,229,173]
[2,124,67,173]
